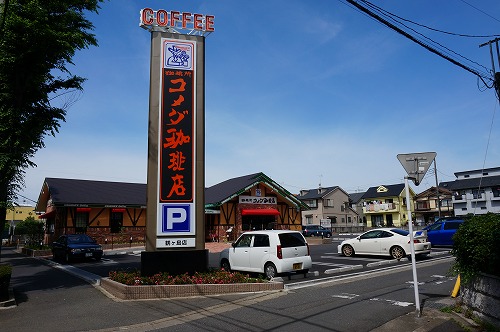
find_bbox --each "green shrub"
[451,213,500,282]
[0,263,12,278]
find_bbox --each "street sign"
[397,152,436,186]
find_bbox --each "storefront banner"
[239,196,277,204]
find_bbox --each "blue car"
[423,217,464,246]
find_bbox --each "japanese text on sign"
[159,39,195,203]
[156,237,195,248]
[239,196,277,205]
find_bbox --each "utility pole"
[479,38,500,101]
[434,160,441,219]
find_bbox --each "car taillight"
[277,245,282,259]
[408,239,421,244]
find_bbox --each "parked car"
[302,225,332,238]
[52,234,103,263]
[219,230,312,279]
[422,217,464,246]
[338,228,431,259]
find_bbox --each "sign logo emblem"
[164,42,193,70]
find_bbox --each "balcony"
[364,203,397,213]
[415,202,431,211]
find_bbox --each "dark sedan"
[302,225,332,238]
[52,234,103,263]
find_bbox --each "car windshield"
[390,229,409,236]
[67,234,94,243]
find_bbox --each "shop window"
[75,212,88,233]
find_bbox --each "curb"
[0,287,16,309]
[324,264,363,274]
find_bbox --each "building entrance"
[242,215,276,231]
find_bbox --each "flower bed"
[101,278,284,300]
[101,270,284,300]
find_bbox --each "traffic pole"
[405,176,421,317]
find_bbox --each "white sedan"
[337,228,431,260]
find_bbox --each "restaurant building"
[36,172,307,244]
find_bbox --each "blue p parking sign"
[159,204,194,234]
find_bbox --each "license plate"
[85,253,92,257]
[293,263,302,270]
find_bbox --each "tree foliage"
[451,213,500,283]
[15,215,44,246]
[0,0,104,250]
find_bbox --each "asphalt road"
[51,239,454,286]
[0,246,462,332]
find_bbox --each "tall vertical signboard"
[156,38,197,248]
[140,9,214,276]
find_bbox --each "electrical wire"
[363,0,500,38]
[459,0,500,24]
[358,0,492,79]
[339,0,495,87]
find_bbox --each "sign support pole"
[404,176,421,317]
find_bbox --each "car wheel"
[390,246,406,260]
[264,263,277,279]
[95,255,102,261]
[325,233,332,238]
[221,259,231,272]
[342,244,355,257]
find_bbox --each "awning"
[38,210,55,219]
[241,208,280,216]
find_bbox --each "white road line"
[369,298,413,307]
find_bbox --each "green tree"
[15,215,43,247]
[0,0,104,258]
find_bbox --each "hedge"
[451,213,500,283]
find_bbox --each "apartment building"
[440,167,500,216]
[297,186,361,233]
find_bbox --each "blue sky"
[17,0,500,205]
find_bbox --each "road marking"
[370,298,413,307]
[332,293,359,300]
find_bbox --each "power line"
[459,0,500,24]
[364,0,500,38]
[342,0,494,87]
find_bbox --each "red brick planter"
[100,278,284,300]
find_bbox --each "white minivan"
[219,230,312,279]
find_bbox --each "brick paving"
[204,241,232,253]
